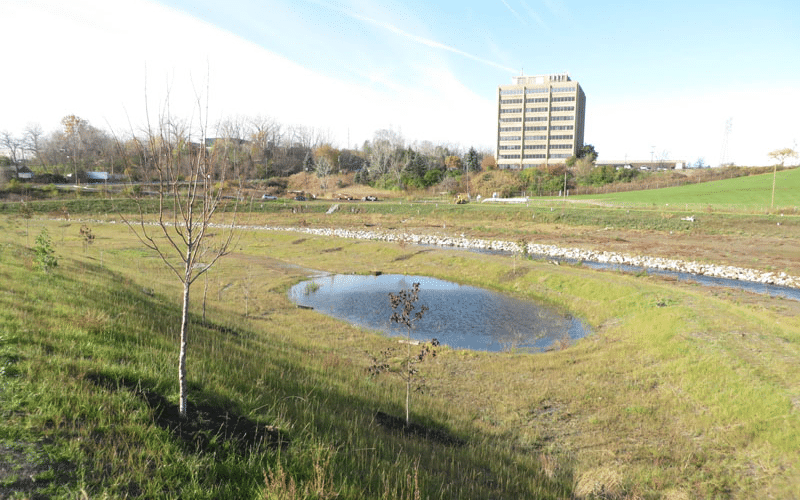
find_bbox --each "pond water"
[288,274,589,353]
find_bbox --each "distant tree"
[566,144,597,167]
[314,156,334,190]
[302,151,315,173]
[354,167,371,185]
[578,144,598,160]
[51,115,111,182]
[768,148,798,167]
[465,147,480,173]
[0,131,23,176]
[481,154,497,170]
[337,149,366,172]
[23,124,46,170]
[768,148,798,209]
[445,155,463,172]
[314,144,340,174]
[248,115,282,178]
[400,148,429,188]
[215,116,254,179]
[366,128,404,180]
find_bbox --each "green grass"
[572,166,800,210]
[1,204,800,498]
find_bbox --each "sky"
[2,0,799,166]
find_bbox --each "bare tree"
[23,124,46,170]
[0,131,24,176]
[121,89,242,417]
[768,147,799,209]
[366,128,404,178]
[249,115,282,177]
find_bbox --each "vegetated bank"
[2,212,800,499]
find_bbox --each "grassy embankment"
[569,165,800,211]
[1,170,800,498]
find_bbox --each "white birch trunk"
[179,277,190,416]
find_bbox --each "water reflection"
[288,274,589,353]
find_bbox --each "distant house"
[16,165,34,179]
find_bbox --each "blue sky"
[3,0,799,165]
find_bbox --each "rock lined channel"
[247,225,800,289]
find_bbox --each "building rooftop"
[510,73,571,86]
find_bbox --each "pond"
[288,274,589,353]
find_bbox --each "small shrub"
[388,283,430,426]
[33,229,57,273]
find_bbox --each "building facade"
[496,73,586,169]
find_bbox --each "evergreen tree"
[465,147,480,173]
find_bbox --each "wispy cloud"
[348,11,517,73]
[499,0,527,26]
[542,0,570,22]
[519,0,549,30]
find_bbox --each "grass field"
[1,171,800,498]
[570,166,800,211]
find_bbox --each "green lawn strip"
[575,167,800,210]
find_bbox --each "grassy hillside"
[1,205,800,497]
[573,167,800,210]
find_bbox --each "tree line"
[0,115,497,191]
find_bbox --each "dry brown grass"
[286,172,401,200]
[574,466,625,499]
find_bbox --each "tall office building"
[496,73,586,169]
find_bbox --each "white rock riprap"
[244,225,800,289]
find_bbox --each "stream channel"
[289,274,589,353]
[459,246,800,301]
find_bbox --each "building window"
[550,144,573,149]
[525,126,547,131]
[499,154,521,159]
[499,126,522,132]
[526,97,549,103]
[549,134,573,140]
[498,145,521,150]
[550,106,574,112]
[552,96,575,102]
[525,88,548,94]
[525,135,546,141]
[550,153,571,158]
[500,108,522,114]
[524,153,546,159]
[550,125,573,131]
[525,116,548,122]
[551,116,574,121]
[552,87,576,93]
[500,89,523,95]
[526,107,547,113]
[524,144,546,149]
[500,117,522,123]
[500,98,523,104]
